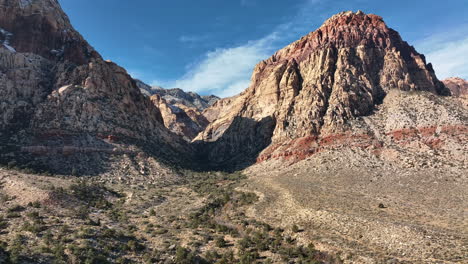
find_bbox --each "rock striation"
[150,94,209,141]
[135,80,217,140]
[136,80,219,111]
[196,11,453,167]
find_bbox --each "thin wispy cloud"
[173,33,279,97]
[167,0,325,97]
[154,0,467,97]
[416,25,468,80]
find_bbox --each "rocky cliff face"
[0,0,100,64]
[150,94,209,141]
[136,80,219,111]
[135,80,217,141]
[0,0,192,174]
[197,11,452,167]
[443,77,468,97]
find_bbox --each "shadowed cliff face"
[195,11,452,166]
[193,116,276,171]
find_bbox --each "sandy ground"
[243,148,468,263]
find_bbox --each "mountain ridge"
[194,10,455,167]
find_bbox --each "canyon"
[0,1,466,263]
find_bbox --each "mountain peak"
[322,10,383,26]
[197,11,451,166]
[0,0,100,64]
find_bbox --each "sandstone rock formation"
[135,80,218,140]
[0,0,192,174]
[443,77,468,97]
[196,11,452,167]
[150,94,209,141]
[136,80,219,111]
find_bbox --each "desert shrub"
[127,240,145,252]
[292,224,300,233]
[6,212,20,218]
[7,205,25,212]
[9,234,24,263]
[26,211,40,220]
[174,246,197,264]
[215,236,227,248]
[238,250,259,264]
[27,201,41,208]
[0,216,8,230]
[21,221,46,234]
[68,243,109,264]
[69,181,112,209]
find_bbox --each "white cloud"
[416,25,468,80]
[171,33,278,96]
[167,0,325,97]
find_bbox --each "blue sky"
[59,0,468,97]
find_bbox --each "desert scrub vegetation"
[0,170,338,263]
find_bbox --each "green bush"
[215,236,227,248]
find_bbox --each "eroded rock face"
[136,80,219,111]
[197,11,451,166]
[443,77,468,97]
[0,0,192,173]
[135,80,217,141]
[150,95,209,141]
[0,0,100,64]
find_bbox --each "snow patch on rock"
[0,28,16,53]
[19,0,34,9]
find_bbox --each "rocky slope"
[442,77,468,97]
[196,11,453,167]
[0,0,192,174]
[135,80,218,141]
[136,80,219,111]
[150,94,209,141]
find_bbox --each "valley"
[0,0,467,263]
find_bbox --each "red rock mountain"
[442,77,468,97]
[0,2,465,173]
[195,11,457,167]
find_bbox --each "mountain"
[442,77,468,97]
[0,3,466,263]
[135,80,218,140]
[150,94,210,141]
[195,11,456,167]
[0,0,192,175]
[135,80,219,111]
[193,11,466,262]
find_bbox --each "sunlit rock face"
[196,11,452,165]
[0,0,193,173]
[443,77,468,97]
